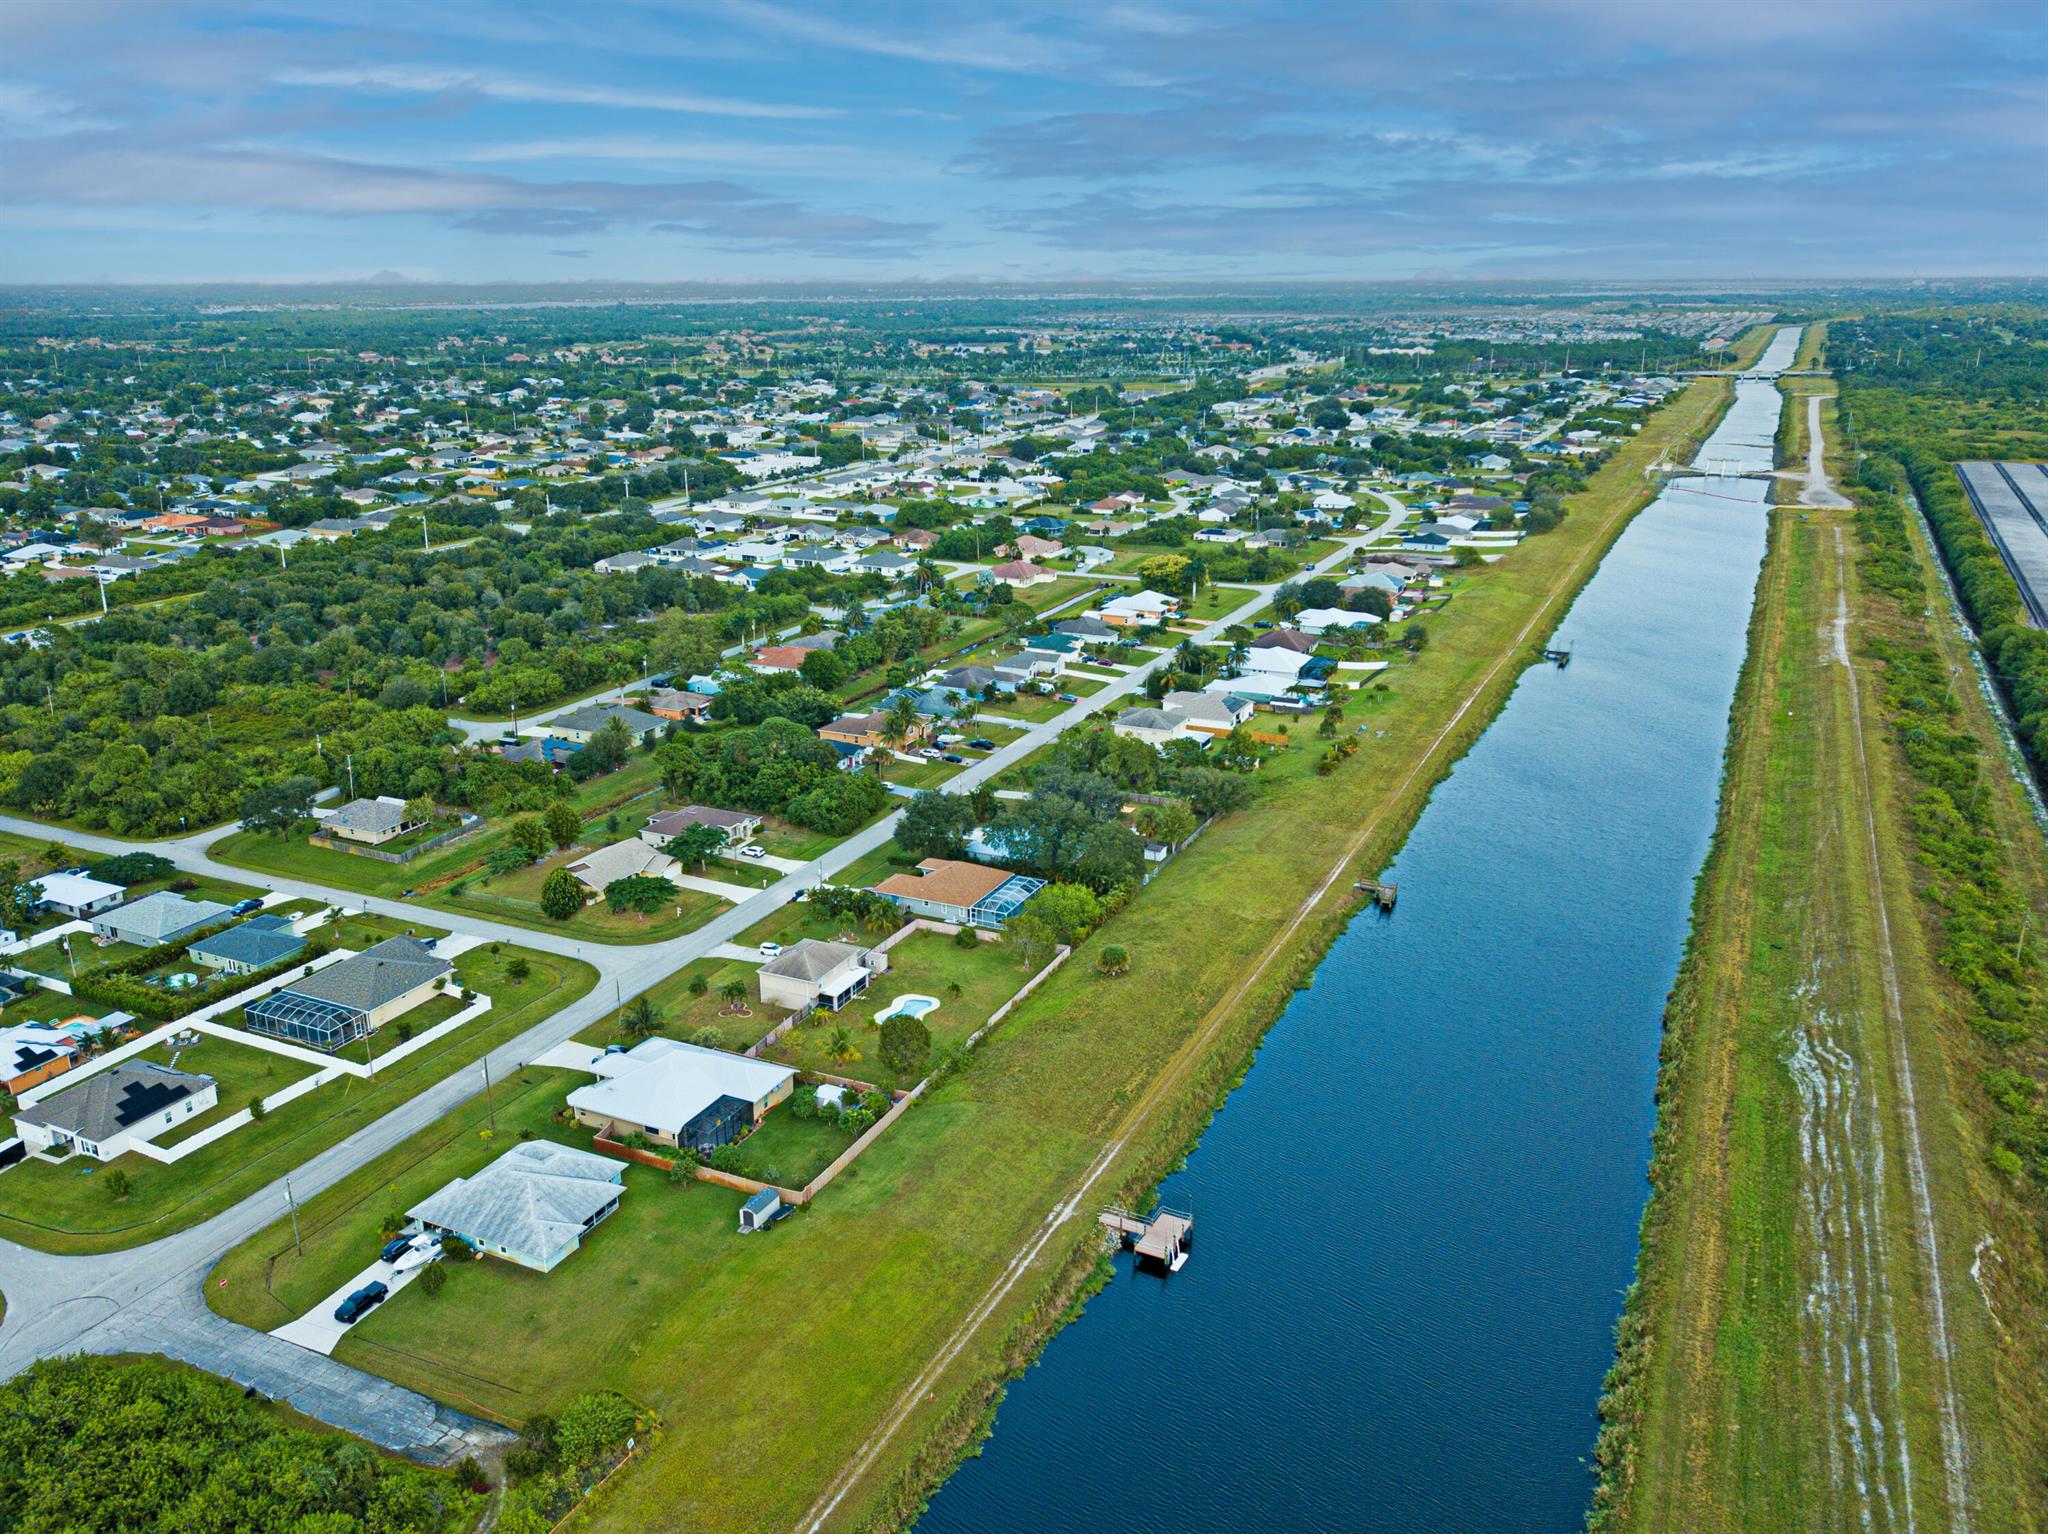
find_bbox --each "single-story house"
[322,795,427,847]
[938,664,1008,695]
[549,703,665,747]
[988,560,1056,589]
[31,871,126,919]
[0,1022,80,1096]
[244,935,451,1052]
[757,939,888,1012]
[1237,646,1315,682]
[1012,534,1063,560]
[1099,589,1180,628]
[819,710,929,749]
[992,648,1066,687]
[188,914,306,976]
[565,840,677,896]
[593,549,656,574]
[1161,690,1255,735]
[647,687,716,723]
[641,806,760,849]
[1296,607,1382,635]
[1055,616,1116,643]
[1111,705,1202,750]
[1251,628,1316,654]
[499,735,582,769]
[567,1037,796,1155]
[92,890,231,949]
[870,858,1045,928]
[13,1060,217,1161]
[749,644,811,675]
[407,1139,623,1273]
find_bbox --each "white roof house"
[31,871,127,918]
[1237,646,1315,680]
[565,839,677,895]
[1295,607,1381,635]
[92,890,231,948]
[407,1140,623,1272]
[567,1037,796,1153]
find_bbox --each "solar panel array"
[1956,462,2048,626]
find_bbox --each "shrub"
[1098,944,1130,977]
[102,1168,131,1200]
[247,1093,266,1121]
[953,924,979,949]
[688,972,710,996]
[689,1025,723,1049]
[879,1014,931,1077]
[419,1262,447,1297]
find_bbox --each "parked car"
[942,753,965,764]
[758,941,784,958]
[1056,693,1078,703]
[230,897,263,916]
[919,747,942,759]
[740,845,767,860]
[333,1281,389,1324]
[967,738,996,751]
[379,1234,414,1265]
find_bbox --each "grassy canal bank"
[1592,384,2044,1531]
[210,367,1743,1534]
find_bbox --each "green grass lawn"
[147,1035,321,1146]
[977,691,1067,723]
[758,931,1030,1093]
[430,847,730,945]
[1181,583,1257,622]
[0,942,596,1255]
[717,1108,858,1189]
[746,820,845,863]
[206,376,1751,1534]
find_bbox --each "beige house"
[565,839,677,896]
[324,795,426,846]
[757,939,887,1012]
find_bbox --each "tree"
[507,954,531,985]
[510,815,549,862]
[102,1168,131,1201]
[239,775,318,835]
[718,977,748,1011]
[798,648,848,690]
[1135,800,1197,847]
[418,1261,447,1297]
[0,860,30,935]
[825,1023,860,1064]
[539,867,583,920]
[605,874,676,915]
[1006,913,1057,969]
[583,717,635,774]
[879,1014,931,1077]
[403,794,436,829]
[895,790,976,860]
[884,692,922,746]
[1033,882,1104,944]
[620,994,661,1041]
[1132,553,1192,595]
[248,1093,267,1122]
[664,822,727,870]
[543,800,581,849]
[688,972,710,996]
[1098,944,1130,976]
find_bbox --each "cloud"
[276,63,838,120]
[2,139,932,254]
[549,248,592,259]
[454,134,918,177]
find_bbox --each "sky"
[0,0,2043,286]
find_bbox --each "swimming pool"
[874,993,940,1024]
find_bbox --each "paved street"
[0,512,1404,1457]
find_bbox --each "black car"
[230,897,263,916]
[942,753,965,764]
[967,738,996,751]
[379,1234,414,1264]
[333,1281,389,1323]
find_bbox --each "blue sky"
[1,0,2042,284]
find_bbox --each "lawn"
[145,1035,322,1146]
[207,374,1750,1534]
[758,930,1033,1093]
[430,847,730,944]
[717,1107,858,1189]
[0,942,596,1255]
[576,956,783,1056]
[976,690,1068,723]
[1180,583,1258,622]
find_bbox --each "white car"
[919,747,942,759]
[758,941,784,958]
[741,845,767,860]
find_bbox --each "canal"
[914,329,1802,1534]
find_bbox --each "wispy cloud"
[276,63,837,121]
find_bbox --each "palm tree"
[825,1024,860,1065]
[885,693,921,748]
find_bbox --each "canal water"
[914,329,1801,1534]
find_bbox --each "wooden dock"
[1099,1206,1194,1271]
[1542,647,1572,668]
[1354,879,1398,910]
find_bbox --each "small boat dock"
[1354,879,1398,910]
[1099,1206,1193,1272]
[1542,647,1572,668]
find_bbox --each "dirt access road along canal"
[913,329,1800,1534]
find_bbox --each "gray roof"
[553,702,664,736]
[271,935,450,1013]
[326,796,414,837]
[17,1060,213,1142]
[408,1140,621,1264]
[189,919,307,970]
[100,890,231,943]
[760,938,867,983]
[1115,707,1185,731]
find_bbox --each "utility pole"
[482,1055,496,1131]
[286,1176,303,1255]
[345,752,356,800]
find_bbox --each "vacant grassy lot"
[211,370,1745,1534]
[144,1034,321,1145]
[430,846,729,944]
[0,942,595,1255]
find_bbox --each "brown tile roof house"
[872,856,1015,917]
[895,528,938,551]
[1251,628,1317,653]
[647,687,714,721]
[988,560,1055,588]
[750,644,811,673]
[1012,534,1063,560]
[641,806,760,847]
[818,710,926,748]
